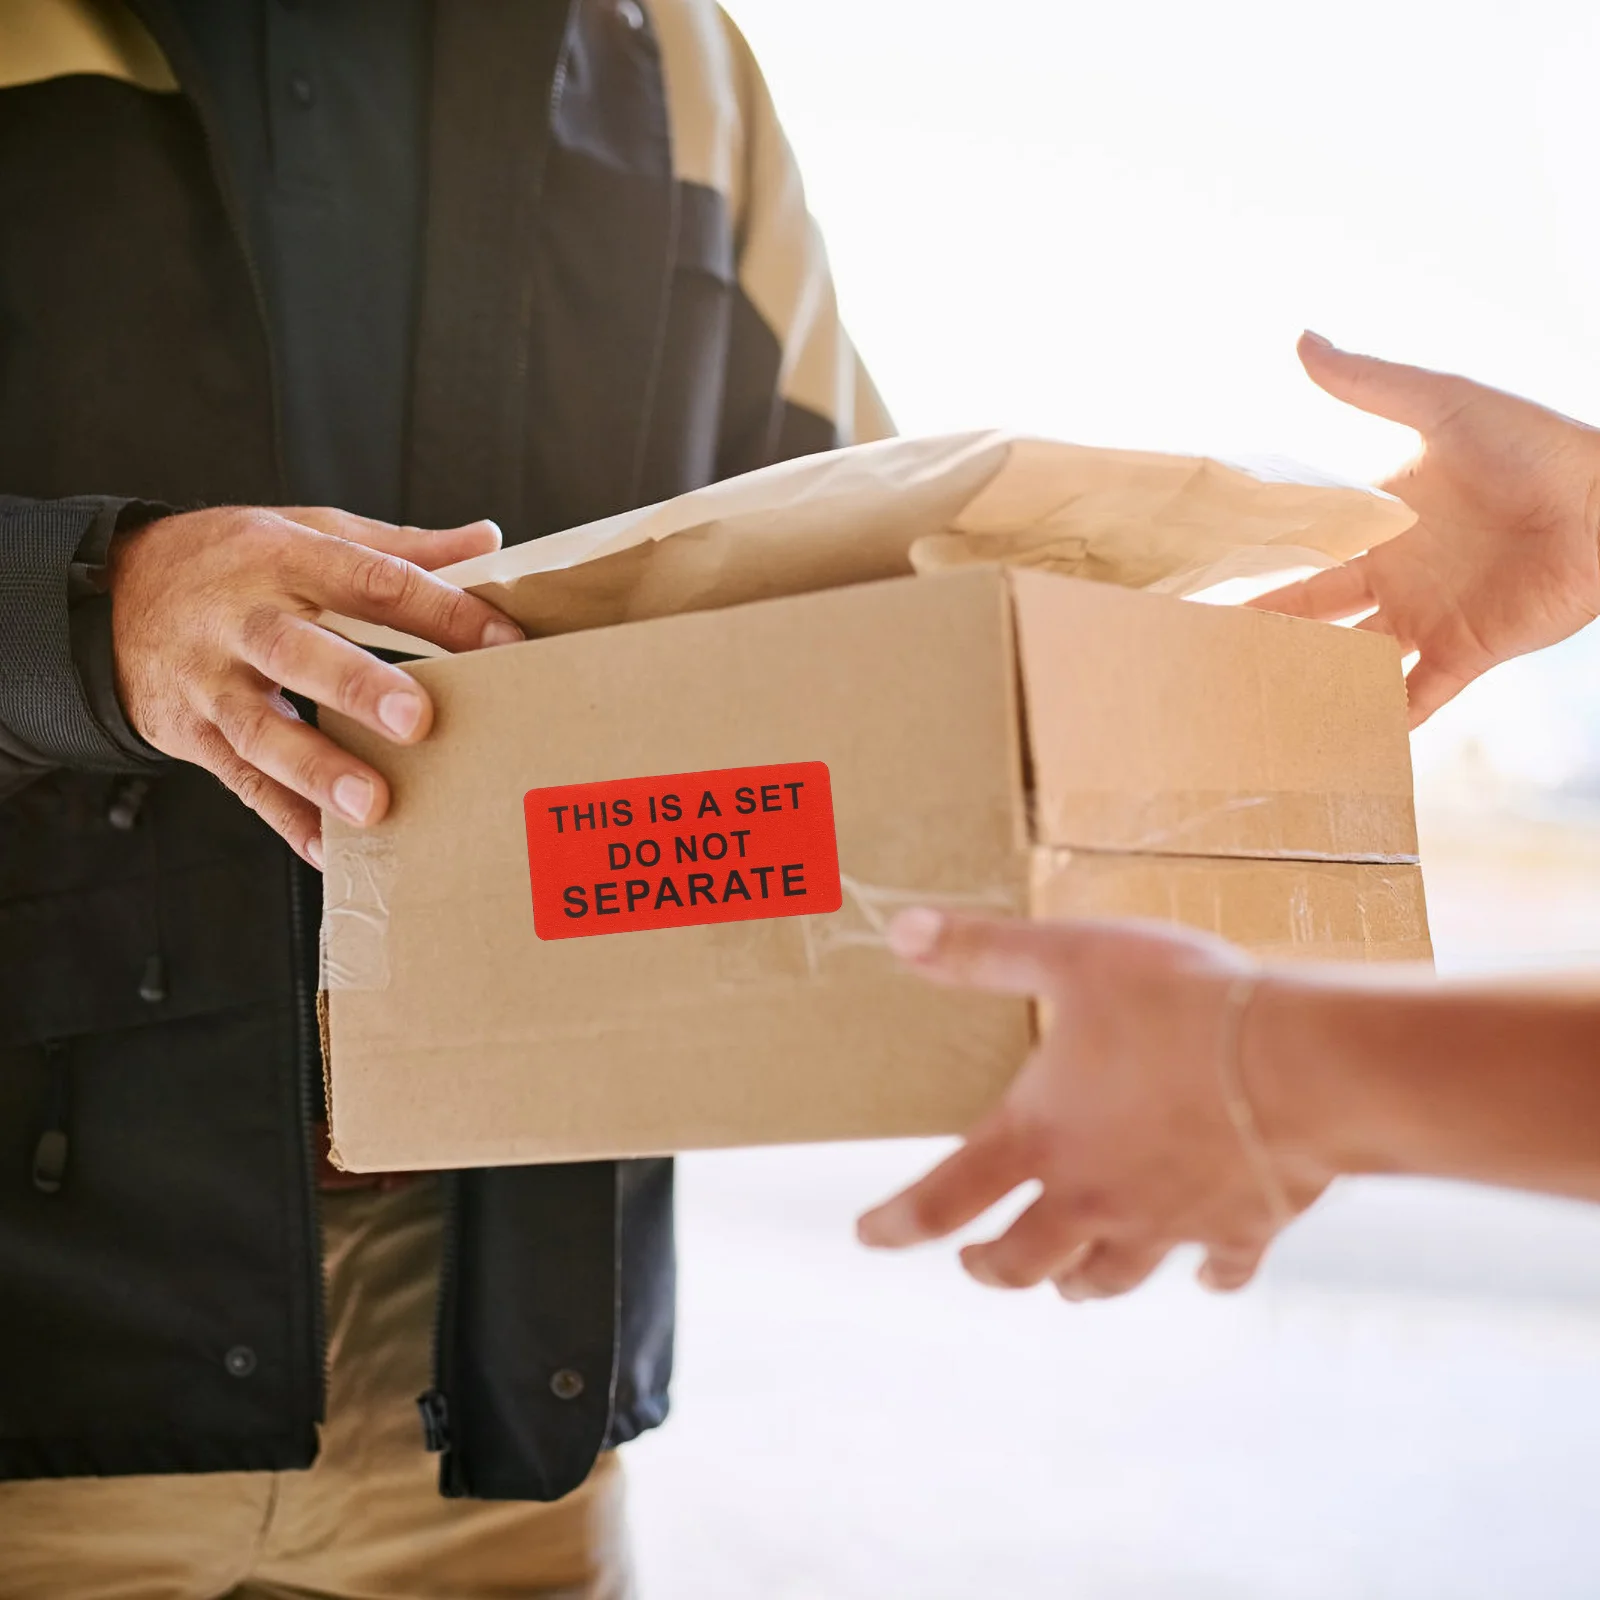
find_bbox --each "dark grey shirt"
[171,0,430,521]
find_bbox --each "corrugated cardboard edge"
[315,988,350,1172]
[994,567,1045,1054]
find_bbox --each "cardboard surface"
[1008,569,1419,861]
[1031,851,1431,965]
[324,570,1032,1169]
[323,568,1430,1171]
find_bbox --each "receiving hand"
[109,506,521,865]
[858,911,1331,1300]
[1251,333,1600,726]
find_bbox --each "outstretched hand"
[857,912,1331,1300]
[1250,333,1600,725]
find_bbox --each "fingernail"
[377,691,424,740]
[856,1209,894,1249]
[480,519,504,547]
[306,834,325,871]
[959,1245,1001,1288]
[480,618,524,649]
[1059,1241,1093,1273]
[887,907,945,961]
[332,774,375,824]
[1301,329,1334,350]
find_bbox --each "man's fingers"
[857,1125,1030,1249]
[959,1193,1097,1290]
[1297,331,1471,434]
[1053,1238,1172,1302]
[1403,654,1477,728]
[191,724,323,865]
[234,610,433,745]
[1197,1242,1267,1294]
[1245,558,1375,623]
[285,509,503,571]
[296,536,524,654]
[209,686,391,828]
[885,908,1086,996]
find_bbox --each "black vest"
[0,0,822,1496]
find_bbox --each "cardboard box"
[321,565,1427,1171]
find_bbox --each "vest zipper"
[419,1169,464,1490]
[416,1385,451,1454]
[287,858,330,1422]
[134,3,318,1415]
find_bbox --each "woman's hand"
[1251,333,1600,726]
[857,911,1333,1300]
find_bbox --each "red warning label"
[524,761,842,941]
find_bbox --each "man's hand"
[857,911,1331,1300]
[109,505,522,865]
[1250,332,1600,726]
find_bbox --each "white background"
[628,4,1600,1594]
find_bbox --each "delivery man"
[860,336,1600,1301]
[0,2,886,1594]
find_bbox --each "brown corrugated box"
[320,435,1428,1171]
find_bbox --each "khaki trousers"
[0,1178,633,1600]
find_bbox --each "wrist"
[103,508,180,748]
[1237,972,1402,1185]
[103,503,170,590]
[1547,413,1600,607]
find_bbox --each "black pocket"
[0,857,291,1048]
[0,768,293,1047]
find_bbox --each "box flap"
[1008,569,1419,861]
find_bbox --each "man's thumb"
[1298,331,1463,434]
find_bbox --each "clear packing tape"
[320,843,1431,994]
[320,834,397,992]
[321,431,1414,655]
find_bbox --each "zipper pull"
[32,1042,71,1195]
[416,1388,451,1453]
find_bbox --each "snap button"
[549,1367,585,1401]
[224,1345,258,1378]
[31,1129,68,1195]
[138,955,166,1005]
[289,73,315,107]
[107,778,149,831]
[614,0,645,31]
